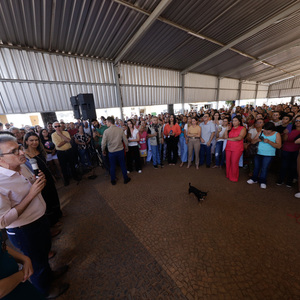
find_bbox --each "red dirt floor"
[51,162,300,300]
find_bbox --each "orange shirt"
[164,123,181,137]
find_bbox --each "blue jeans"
[252,154,274,184]
[151,144,161,166]
[78,148,91,166]
[200,144,212,166]
[215,141,225,166]
[108,149,128,182]
[179,135,188,162]
[6,216,52,296]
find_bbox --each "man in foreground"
[0,134,69,298]
[101,117,131,185]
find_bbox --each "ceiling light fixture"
[187,31,205,40]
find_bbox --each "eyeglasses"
[295,120,300,122]
[0,145,24,156]
[54,125,61,128]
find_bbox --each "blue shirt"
[257,132,277,156]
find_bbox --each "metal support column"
[216,77,221,109]
[237,80,242,106]
[254,82,259,107]
[113,64,124,120]
[181,74,185,114]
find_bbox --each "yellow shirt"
[188,125,200,136]
[52,131,72,151]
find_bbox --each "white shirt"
[84,127,91,135]
[216,126,227,142]
[0,165,46,229]
[248,128,258,140]
[126,128,139,147]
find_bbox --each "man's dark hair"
[282,114,293,121]
[263,122,276,131]
[0,123,3,127]
[107,117,115,124]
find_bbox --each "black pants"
[166,136,179,164]
[57,148,78,183]
[126,145,142,172]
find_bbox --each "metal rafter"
[114,0,172,64]
[220,38,300,78]
[242,55,300,82]
[181,1,300,74]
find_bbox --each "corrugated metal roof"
[1,0,299,83]
[1,0,300,111]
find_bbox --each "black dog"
[188,183,208,203]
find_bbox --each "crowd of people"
[0,102,299,298]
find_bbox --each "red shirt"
[226,126,244,152]
[68,128,78,137]
[163,123,181,137]
[282,129,300,152]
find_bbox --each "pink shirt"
[0,165,46,229]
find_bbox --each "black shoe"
[111,180,116,185]
[52,265,69,280]
[47,283,69,299]
[206,165,210,168]
[124,177,131,184]
[153,165,158,169]
[160,164,164,168]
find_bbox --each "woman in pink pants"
[225,116,247,182]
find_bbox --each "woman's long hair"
[39,128,50,145]
[168,114,177,125]
[24,131,47,158]
[126,119,134,139]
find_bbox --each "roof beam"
[220,38,300,78]
[242,55,300,81]
[113,0,172,64]
[181,1,300,74]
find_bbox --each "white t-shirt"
[184,123,188,132]
[248,128,258,140]
[126,128,139,146]
[216,126,227,142]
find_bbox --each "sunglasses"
[54,125,61,128]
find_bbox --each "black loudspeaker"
[168,104,174,115]
[70,96,81,119]
[41,112,57,128]
[77,94,97,120]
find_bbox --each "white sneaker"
[127,171,130,174]
[260,183,267,189]
[138,170,142,173]
[247,179,257,184]
[295,192,300,198]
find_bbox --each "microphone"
[29,158,39,177]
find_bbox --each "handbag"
[246,132,262,157]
